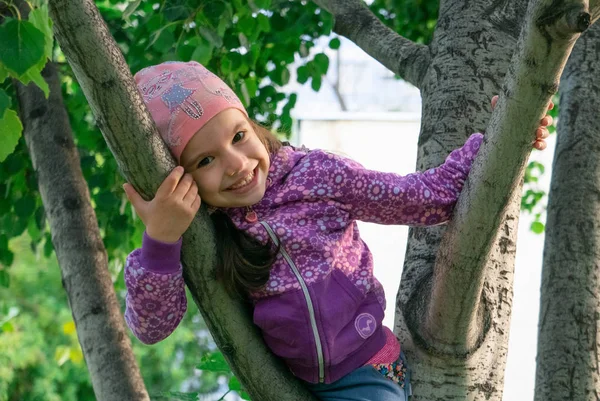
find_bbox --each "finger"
[191,194,201,211]
[491,95,499,110]
[548,101,554,111]
[156,166,185,198]
[540,115,553,127]
[173,174,194,199]
[182,182,198,205]
[536,127,550,140]
[123,183,145,208]
[534,140,547,151]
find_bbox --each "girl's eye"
[233,131,245,143]
[197,156,214,168]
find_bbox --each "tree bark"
[46,0,317,399]
[393,0,597,399]
[535,21,600,401]
[16,62,149,401]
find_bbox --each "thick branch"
[47,0,317,400]
[422,0,596,355]
[312,0,431,88]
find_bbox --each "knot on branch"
[536,4,591,40]
[570,11,591,32]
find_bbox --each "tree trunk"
[389,0,596,399]
[535,21,600,401]
[15,62,149,401]
[46,0,317,399]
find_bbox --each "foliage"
[0,2,54,162]
[0,234,224,401]
[369,0,439,44]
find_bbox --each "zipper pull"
[245,207,258,223]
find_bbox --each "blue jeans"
[305,353,412,401]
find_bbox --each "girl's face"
[180,108,270,208]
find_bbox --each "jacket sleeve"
[124,232,187,344]
[311,133,483,226]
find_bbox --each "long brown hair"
[211,120,282,298]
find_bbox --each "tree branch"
[421,0,597,355]
[312,0,431,88]
[47,0,317,399]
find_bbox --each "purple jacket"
[124,133,483,384]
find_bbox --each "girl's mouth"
[226,167,258,193]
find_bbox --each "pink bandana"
[134,61,248,162]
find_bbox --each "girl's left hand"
[491,95,554,151]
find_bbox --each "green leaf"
[311,75,322,91]
[15,196,36,219]
[329,37,341,49]
[28,5,54,61]
[43,232,54,257]
[197,351,230,372]
[1,321,14,332]
[204,1,226,27]
[313,53,330,76]
[17,63,50,98]
[297,65,309,84]
[244,76,258,98]
[0,270,9,288]
[191,41,214,65]
[0,110,23,163]
[0,64,8,82]
[531,221,545,234]
[0,89,11,117]
[0,233,13,267]
[237,15,257,37]
[256,14,270,33]
[0,19,46,76]
[228,376,242,392]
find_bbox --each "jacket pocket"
[253,289,316,366]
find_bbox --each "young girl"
[123,61,551,400]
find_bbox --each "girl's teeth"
[230,171,254,189]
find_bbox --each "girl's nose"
[226,150,247,176]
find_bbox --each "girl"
[123,61,551,400]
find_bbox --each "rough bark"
[535,21,600,401]
[46,0,317,400]
[313,0,431,88]
[16,62,149,401]
[393,0,597,399]
[393,3,526,399]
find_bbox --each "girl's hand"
[123,166,201,243]
[491,95,554,151]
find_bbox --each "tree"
[45,1,600,401]
[16,60,149,400]
[535,21,600,401]
[3,0,600,400]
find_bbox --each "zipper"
[260,220,325,383]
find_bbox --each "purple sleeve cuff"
[140,231,182,274]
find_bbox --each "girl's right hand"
[123,166,201,243]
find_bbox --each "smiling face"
[179,108,270,208]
